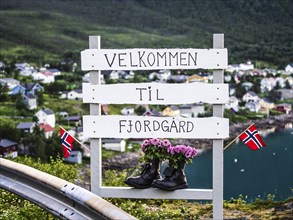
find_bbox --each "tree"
[0,83,9,102]
[285,80,291,89]
[274,81,281,90]
[235,85,247,99]
[35,90,44,106]
[15,93,27,111]
[251,79,261,94]
[267,90,282,103]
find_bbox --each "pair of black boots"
[124,158,188,191]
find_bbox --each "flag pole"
[223,123,254,151]
[59,125,91,152]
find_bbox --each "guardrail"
[0,158,136,220]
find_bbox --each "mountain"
[0,0,292,68]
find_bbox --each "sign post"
[82,34,228,219]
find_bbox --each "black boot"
[124,158,161,189]
[152,160,188,191]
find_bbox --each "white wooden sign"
[83,115,229,139]
[81,48,228,70]
[82,82,229,104]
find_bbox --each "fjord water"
[185,125,293,201]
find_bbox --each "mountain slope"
[0,0,292,68]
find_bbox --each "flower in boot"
[141,138,170,162]
[167,145,198,169]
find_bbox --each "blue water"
[185,125,293,201]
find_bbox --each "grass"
[43,94,86,116]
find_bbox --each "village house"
[16,122,36,133]
[82,72,105,84]
[225,96,240,112]
[226,61,254,72]
[102,138,126,152]
[64,151,82,164]
[0,61,6,70]
[121,107,135,115]
[0,78,20,89]
[228,84,236,96]
[143,109,162,117]
[260,77,276,92]
[277,89,293,100]
[162,105,180,117]
[46,68,61,76]
[67,89,82,100]
[241,82,253,91]
[15,63,30,71]
[245,101,261,113]
[242,91,259,103]
[32,71,55,83]
[187,74,208,83]
[178,103,205,118]
[0,139,18,158]
[67,115,82,126]
[275,77,286,88]
[275,103,292,114]
[22,93,37,109]
[35,109,55,128]
[10,83,43,96]
[148,69,171,82]
[285,64,293,74]
[109,70,120,80]
[259,98,275,114]
[167,75,187,83]
[39,123,54,139]
[75,126,85,142]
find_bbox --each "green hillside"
[0,0,292,68]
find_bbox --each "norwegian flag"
[239,124,266,151]
[60,127,74,158]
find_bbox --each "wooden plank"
[81,48,228,70]
[83,115,229,139]
[212,33,224,220]
[89,36,102,196]
[100,187,213,200]
[82,82,229,104]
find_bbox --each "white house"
[102,139,126,152]
[82,72,105,84]
[178,103,205,118]
[15,63,30,71]
[277,89,293,100]
[16,122,36,133]
[35,109,55,128]
[245,101,261,113]
[260,77,276,92]
[285,64,293,74]
[121,107,135,115]
[67,90,82,100]
[22,93,37,110]
[0,78,20,89]
[242,91,259,103]
[64,151,82,164]
[275,77,286,88]
[225,96,239,112]
[20,68,36,77]
[149,70,172,82]
[226,61,254,72]
[32,71,55,83]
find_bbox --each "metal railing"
[0,158,136,220]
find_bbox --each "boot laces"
[139,163,151,175]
